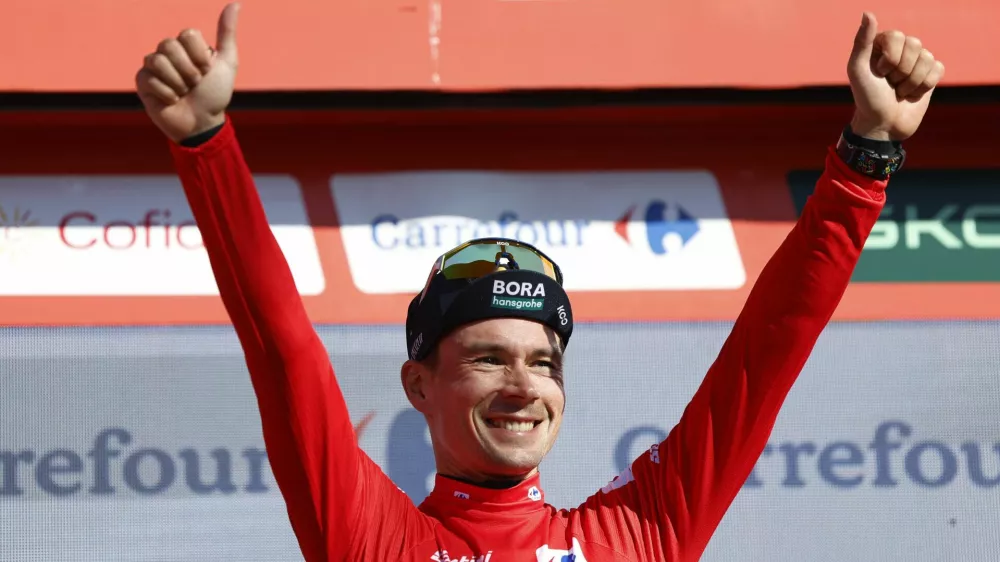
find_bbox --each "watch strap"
[836,125,906,180]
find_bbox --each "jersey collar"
[424,472,548,515]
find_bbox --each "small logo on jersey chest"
[536,538,589,561]
[430,550,493,562]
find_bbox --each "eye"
[475,356,502,365]
[534,360,555,370]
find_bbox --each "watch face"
[855,151,882,176]
[887,155,902,173]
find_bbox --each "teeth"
[493,420,535,432]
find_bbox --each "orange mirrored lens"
[441,241,558,282]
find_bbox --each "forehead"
[442,318,561,353]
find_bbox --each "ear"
[400,359,431,414]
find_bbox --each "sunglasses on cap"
[418,238,564,304]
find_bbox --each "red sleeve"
[169,118,428,561]
[571,147,887,561]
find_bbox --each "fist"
[847,12,945,142]
[135,3,241,143]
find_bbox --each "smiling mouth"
[485,419,542,432]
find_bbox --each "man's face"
[402,318,565,483]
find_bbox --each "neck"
[425,469,548,513]
[437,466,538,489]
[440,473,527,489]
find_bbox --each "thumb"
[849,12,878,71]
[215,2,241,63]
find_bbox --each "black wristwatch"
[836,125,906,180]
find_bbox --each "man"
[136,4,944,560]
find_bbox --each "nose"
[499,362,541,402]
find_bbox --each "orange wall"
[2,0,997,91]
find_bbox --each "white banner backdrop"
[1,321,998,561]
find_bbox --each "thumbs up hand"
[847,12,946,142]
[136,3,241,143]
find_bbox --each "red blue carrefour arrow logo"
[614,201,700,255]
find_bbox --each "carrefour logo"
[367,202,704,257]
[370,211,588,251]
[614,200,700,255]
[333,170,744,293]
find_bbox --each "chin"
[484,447,543,473]
[472,417,554,473]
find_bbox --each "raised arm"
[575,14,945,560]
[169,118,355,560]
[135,4,424,560]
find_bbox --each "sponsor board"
[787,170,1000,282]
[0,176,325,296]
[332,170,746,293]
[2,108,1000,325]
[2,323,999,561]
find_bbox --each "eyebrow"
[462,342,564,362]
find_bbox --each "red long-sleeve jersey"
[169,118,887,562]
